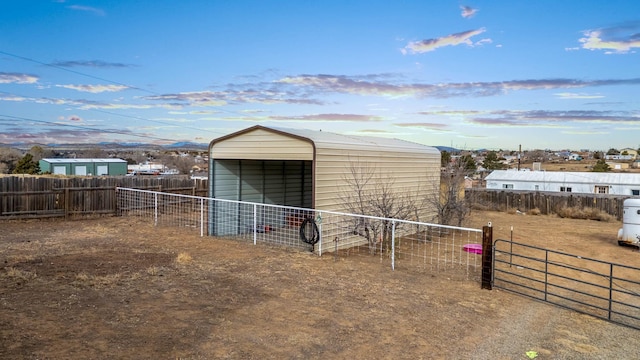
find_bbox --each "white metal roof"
[41,158,127,163]
[263,126,440,155]
[485,170,640,185]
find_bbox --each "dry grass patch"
[3,267,37,281]
[73,272,123,288]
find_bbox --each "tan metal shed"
[208,126,440,235]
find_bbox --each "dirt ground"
[1,211,639,359]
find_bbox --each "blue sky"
[1,1,639,151]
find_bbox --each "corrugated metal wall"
[208,126,441,232]
[314,147,440,220]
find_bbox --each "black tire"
[299,217,320,245]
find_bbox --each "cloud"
[0,94,28,102]
[467,110,640,127]
[278,74,640,99]
[144,92,228,107]
[395,122,451,130]
[0,72,39,84]
[402,28,487,54]
[69,115,82,122]
[67,5,106,16]
[56,84,130,93]
[145,89,323,106]
[50,60,130,68]
[554,92,605,99]
[267,114,383,122]
[578,23,640,54]
[460,6,478,18]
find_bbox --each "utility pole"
[517,144,521,171]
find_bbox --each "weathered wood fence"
[2,177,631,221]
[466,188,629,220]
[0,176,208,219]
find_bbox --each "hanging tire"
[299,217,320,245]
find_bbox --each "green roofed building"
[39,158,127,176]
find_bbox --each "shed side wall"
[314,147,441,221]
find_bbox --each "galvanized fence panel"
[116,187,483,278]
[493,239,640,330]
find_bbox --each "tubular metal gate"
[492,239,640,330]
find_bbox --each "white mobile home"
[485,170,640,196]
[208,126,441,235]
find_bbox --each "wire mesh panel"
[116,187,483,276]
[394,223,482,277]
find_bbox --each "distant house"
[127,162,166,175]
[485,170,640,196]
[39,158,127,176]
[620,148,638,160]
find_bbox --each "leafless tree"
[425,158,471,227]
[0,147,23,174]
[339,159,421,253]
[526,149,547,163]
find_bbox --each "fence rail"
[116,187,484,277]
[493,239,640,330]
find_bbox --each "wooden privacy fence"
[0,176,208,219]
[467,188,629,220]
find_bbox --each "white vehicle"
[617,198,640,247]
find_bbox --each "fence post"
[253,204,257,245]
[64,187,70,219]
[481,223,493,290]
[200,198,204,237]
[154,192,158,226]
[391,220,396,271]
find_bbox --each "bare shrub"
[506,208,518,215]
[176,252,193,264]
[555,206,615,222]
[528,208,541,215]
[147,266,161,276]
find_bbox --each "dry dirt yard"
[1,210,638,360]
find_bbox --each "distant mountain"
[164,141,208,150]
[435,146,460,153]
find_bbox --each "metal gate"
[492,239,640,330]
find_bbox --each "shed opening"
[209,159,312,236]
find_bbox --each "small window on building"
[502,184,514,189]
[534,185,539,191]
[560,186,572,192]
[632,189,640,196]
[595,186,608,194]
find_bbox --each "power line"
[0,49,261,133]
[0,50,157,95]
[1,114,178,143]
